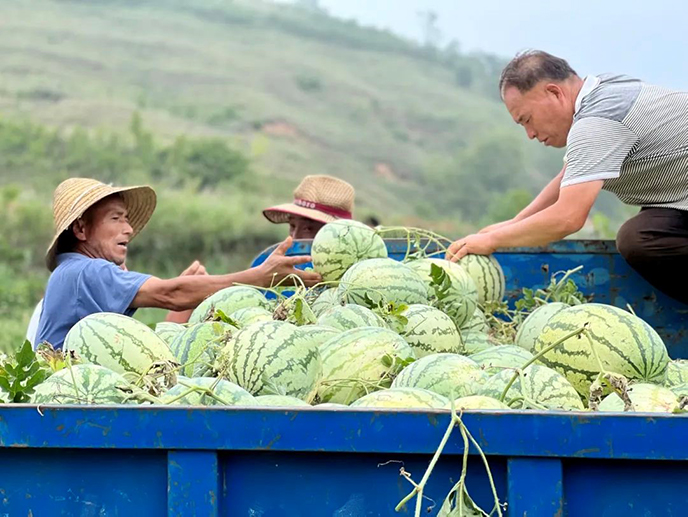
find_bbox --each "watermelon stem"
[499,325,587,402]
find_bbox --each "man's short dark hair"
[499,50,578,97]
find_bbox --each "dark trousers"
[616,208,688,305]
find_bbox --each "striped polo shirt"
[562,73,688,210]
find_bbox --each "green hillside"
[0,0,629,351]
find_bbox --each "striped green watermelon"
[392,353,486,399]
[318,326,416,404]
[665,359,688,388]
[350,387,449,409]
[154,322,185,345]
[252,394,312,407]
[479,369,522,405]
[469,345,534,375]
[163,377,256,406]
[460,308,489,335]
[336,258,429,309]
[456,254,506,305]
[31,364,134,405]
[453,395,510,410]
[64,312,178,376]
[462,332,496,355]
[169,321,234,377]
[295,325,341,349]
[670,383,688,398]
[189,286,270,324]
[520,364,584,410]
[533,304,670,397]
[314,402,349,408]
[399,304,463,357]
[229,306,274,327]
[598,383,678,413]
[317,304,387,331]
[407,258,478,328]
[515,302,569,352]
[311,219,388,282]
[309,288,343,317]
[219,321,322,402]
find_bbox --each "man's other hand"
[446,233,497,262]
[258,237,322,287]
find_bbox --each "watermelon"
[350,387,449,409]
[515,302,569,352]
[462,332,496,355]
[169,321,234,377]
[469,345,534,375]
[670,384,688,398]
[665,359,688,388]
[309,288,343,317]
[154,322,185,345]
[399,304,463,357]
[229,307,274,327]
[295,325,341,349]
[315,403,348,408]
[318,326,415,404]
[336,258,429,309]
[218,321,322,402]
[456,254,506,305]
[407,258,478,328]
[64,312,178,376]
[452,395,510,410]
[252,395,312,407]
[460,307,489,335]
[392,353,486,399]
[311,219,388,282]
[533,304,670,397]
[163,377,255,406]
[519,364,584,410]
[189,286,270,324]
[317,304,387,331]
[479,369,522,405]
[598,383,679,413]
[31,364,134,405]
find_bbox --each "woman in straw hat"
[36,178,321,349]
[263,175,355,239]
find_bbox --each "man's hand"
[180,260,208,277]
[257,237,322,287]
[446,233,497,262]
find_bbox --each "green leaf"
[16,340,36,368]
[214,309,239,327]
[24,370,47,391]
[0,376,11,393]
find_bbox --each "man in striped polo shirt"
[447,50,688,305]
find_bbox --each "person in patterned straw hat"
[446,50,688,305]
[36,178,321,349]
[263,175,355,239]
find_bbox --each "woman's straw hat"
[46,178,157,271]
[263,175,355,225]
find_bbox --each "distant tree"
[417,10,442,48]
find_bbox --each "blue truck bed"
[1,239,686,516]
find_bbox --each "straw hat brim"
[46,185,157,271]
[263,203,339,225]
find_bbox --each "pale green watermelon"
[533,304,669,397]
[350,387,449,409]
[189,286,270,324]
[399,304,463,357]
[318,326,415,404]
[169,321,234,377]
[336,258,429,309]
[479,369,522,405]
[665,359,688,388]
[515,302,569,352]
[460,307,489,335]
[520,364,584,410]
[295,325,341,349]
[154,322,185,346]
[252,394,312,407]
[315,403,349,408]
[598,383,678,413]
[453,395,510,410]
[229,306,274,327]
[407,258,478,328]
[309,288,343,317]
[163,377,255,406]
[311,219,387,282]
[670,383,688,398]
[219,321,322,402]
[31,364,134,405]
[317,304,387,331]
[456,254,506,305]
[462,332,496,355]
[392,353,486,399]
[469,345,534,375]
[64,312,178,376]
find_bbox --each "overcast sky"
[315,0,688,90]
